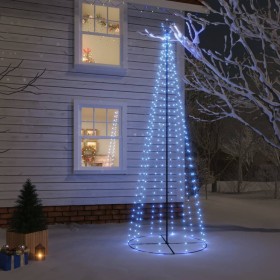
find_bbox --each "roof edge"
[127,0,208,13]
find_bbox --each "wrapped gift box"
[0,252,28,271]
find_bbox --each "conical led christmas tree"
[128,26,206,255]
[9,179,47,233]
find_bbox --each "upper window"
[74,100,127,174]
[74,0,127,72]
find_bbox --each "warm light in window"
[81,3,120,65]
[80,107,120,168]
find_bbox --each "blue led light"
[128,25,206,254]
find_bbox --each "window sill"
[73,168,127,175]
[73,63,127,75]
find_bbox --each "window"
[74,100,127,173]
[74,0,127,73]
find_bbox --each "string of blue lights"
[128,25,206,255]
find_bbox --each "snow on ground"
[1,193,279,280]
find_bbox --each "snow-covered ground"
[1,193,279,280]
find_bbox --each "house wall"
[0,0,184,209]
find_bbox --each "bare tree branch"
[170,0,280,149]
[0,61,45,155]
[0,61,45,96]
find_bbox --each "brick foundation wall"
[0,207,15,228]
[0,203,183,228]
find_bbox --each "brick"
[113,204,126,210]
[92,210,106,216]
[43,207,55,212]
[78,210,91,216]
[0,219,8,225]
[8,208,15,214]
[143,204,154,209]
[48,212,62,217]
[70,216,84,222]
[55,217,70,222]
[47,217,55,223]
[0,213,12,219]
[99,205,112,210]
[106,210,119,215]
[120,209,130,215]
[85,216,98,221]
[113,214,127,220]
[55,206,70,211]
[99,215,112,220]
[70,206,84,211]
[63,211,77,217]
[0,208,8,214]
[105,220,116,223]
[85,205,98,210]
[144,214,151,219]
[93,220,106,224]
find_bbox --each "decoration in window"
[82,14,120,33]
[82,144,96,166]
[82,14,93,24]
[95,14,120,33]
[80,107,120,168]
[82,48,95,63]
[81,128,98,136]
[81,3,120,66]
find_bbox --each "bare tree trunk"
[211,180,217,193]
[204,184,208,200]
[274,181,278,199]
[274,167,279,199]
[237,158,243,194]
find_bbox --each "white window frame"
[74,0,128,75]
[74,99,127,174]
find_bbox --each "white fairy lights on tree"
[171,0,280,149]
[128,26,206,255]
[106,110,119,167]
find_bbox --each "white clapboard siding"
[0,67,157,86]
[0,24,72,40]
[0,16,71,33]
[0,174,178,184]
[13,0,73,8]
[2,77,155,94]
[0,41,72,56]
[0,150,160,160]
[0,5,73,24]
[0,158,179,167]
[0,150,72,159]
[0,58,160,79]
[0,0,73,16]
[0,0,184,206]
[0,91,154,106]
[0,166,180,177]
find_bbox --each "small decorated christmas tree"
[9,179,47,233]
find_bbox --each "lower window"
[74,100,126,173]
